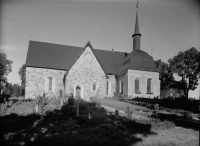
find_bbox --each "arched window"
[147,78,152,93]
[48,76,53,91]
[135,78,140,93]
[92,82,97,91]
[45,76,55,93]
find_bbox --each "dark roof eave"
[26,65,68,71]
[118,68,159,74]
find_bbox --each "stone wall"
[66,46,107,100]
[128,69,160,98]
[25,67,66,99]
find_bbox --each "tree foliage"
[0,53,13,92]
[168,47,200,98]
[3,83,22,97]
[155,59,174,89]
[18,64,26,96]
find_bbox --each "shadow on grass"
[1,104,157,146]
[151,113,200,130]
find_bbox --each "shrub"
[79,100,89,111]
[68,94,75,106]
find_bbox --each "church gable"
[66,42,108,99]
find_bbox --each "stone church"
[25,9,160,100]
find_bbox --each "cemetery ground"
[0,96,199,146]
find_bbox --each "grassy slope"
[1,100,199,146]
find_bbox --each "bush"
[68,94,75,106]
[79,100,89,111]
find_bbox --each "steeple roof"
[133,9,141,36]
[118,3,159,74]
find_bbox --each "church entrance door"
[76,86,81,100]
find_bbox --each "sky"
[0,0,200,85]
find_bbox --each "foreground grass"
[0,103,155,146]
[0,101,199,146]
[135,127,199,146]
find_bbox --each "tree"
[3,82,13,96]
[12,84,22,97]
[0,53,13,94]
[155,59,175,89]
[168,47,200,98]
[18,64,26,96]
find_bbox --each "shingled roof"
[26,41,126,75]
[26,41,158,75]
[119,49,159,73]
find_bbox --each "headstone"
[88,113,92,120]
[127,106,130,119]
[61,98,63,106]
[115,110,119,120]
[35,104,38,113]
[154,104,159,111]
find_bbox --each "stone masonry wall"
[25,67,66,99]
[66,46,107,100]
[128,69,160,98]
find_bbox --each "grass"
[134,127,199,146]
[0,101,155,146]
[0,99,199,146]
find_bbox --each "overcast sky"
[1,0,200,84]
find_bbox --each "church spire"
[134,9,140,35]
[132,1,141,50]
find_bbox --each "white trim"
[147,78,153,93]
[74,83,84,99]
[45,75,55,93]
[134,77,141,92]
[106,79,111,95]
[119,80,123,94]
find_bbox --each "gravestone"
[154,104,159,111]
[35,103,38,113]
[115,110,119,120]
[127,106,130,119]
[88,113,92,120]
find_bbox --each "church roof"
[26,40,127,75]
[119,49,159,73]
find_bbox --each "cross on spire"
[136,1,139,8]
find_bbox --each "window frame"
[134,78,141,94]
[147,78,153,94]
[91,81,98,92]
[45,75,55,93]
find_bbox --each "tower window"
[147,78,152,93]
[135,78,140,93]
